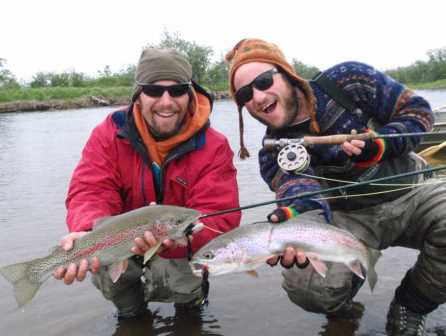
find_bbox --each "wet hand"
[341,129,365,157]
[266,247,308,269]
[53,231,100,285]
[131,231,175,256]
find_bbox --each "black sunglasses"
[140,83,191,98]
[235,68,279,107]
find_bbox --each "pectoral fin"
[93,216,111,229]
[347,260,365,280]
[144,241,162,264]
[108,259,129,283]
[308,256,328,278]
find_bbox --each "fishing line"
[295,172,446,187]
[198,165,446,220]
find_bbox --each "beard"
[249,86,300,131]
[148,114,185,140]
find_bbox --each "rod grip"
[303,132,375,145]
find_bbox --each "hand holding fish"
[266,247,308,269]
[266,210,309,269]
[131,231,177,256]
[52,232,100,284]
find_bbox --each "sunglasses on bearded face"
[235,68,280,107]
[140,82,191,98]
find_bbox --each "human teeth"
[263,102,276,113]
[156,111,175,118]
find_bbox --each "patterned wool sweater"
[259,61,434,221]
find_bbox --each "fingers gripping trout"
[0,205,201,307]
[191,217,381,291]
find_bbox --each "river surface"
[0,91,446,335]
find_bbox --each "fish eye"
[203,252,214,259]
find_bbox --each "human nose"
[157,90,174,106]
[251,87,268,105]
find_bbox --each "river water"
[0,91,445,336]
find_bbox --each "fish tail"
[366,247,382,291]
[0,260,42,307]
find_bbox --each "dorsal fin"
[93,217,111,229]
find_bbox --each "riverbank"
[408,78,446,90]
[0,80,444,113]
[0,96,131,113]
[0,87,231,113]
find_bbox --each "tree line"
[1,31,445,92]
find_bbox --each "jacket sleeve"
[259,147,331,222]
[327,62,434,156]
[160,137,241,258]
[65,117,124,232]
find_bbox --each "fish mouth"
[190,262,207,276]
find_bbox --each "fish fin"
[347,260,365,280]
[108,260,127,283]
[48,245,63,254]
[93,217,111,229]
[0,260,42,308]
[366,247,382,291]
[245,270,259,277]
[122,259,129,273]
[307,256,328,278]
[144,241,162,264]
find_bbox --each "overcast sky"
[2,0,445,82]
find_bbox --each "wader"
[91,255,202,317]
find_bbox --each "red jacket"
[66,106,240,259]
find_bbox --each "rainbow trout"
[0,205,201,307]
[191,217,381,291]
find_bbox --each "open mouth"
[262,101,277,114]
[154,111,176,118]
[190,262,207,276]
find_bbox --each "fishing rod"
[263,131,446,150]
[262,130,446,174]
[199,164,446,220]
[263,103,446,150]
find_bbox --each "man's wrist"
[267,206,300,222]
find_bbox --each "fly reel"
[277,144,310,174]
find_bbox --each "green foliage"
[385,47,446,84]
[3,35,446,107]
[0,86,132,103]
[30,71,87,88]
[291,59,320,79]
[203,59,228,91]
[29,66,135,89]
[407,78,446,90]
[0,58,19,89]
[149,30,213,83]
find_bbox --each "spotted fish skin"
[0,205,200,307]
[191,217,381,291]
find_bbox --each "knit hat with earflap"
[225,38,319,159]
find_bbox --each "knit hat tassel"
[238,106,250,159]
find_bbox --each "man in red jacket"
[52,48,241,318]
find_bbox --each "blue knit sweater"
[259,61,434,221]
